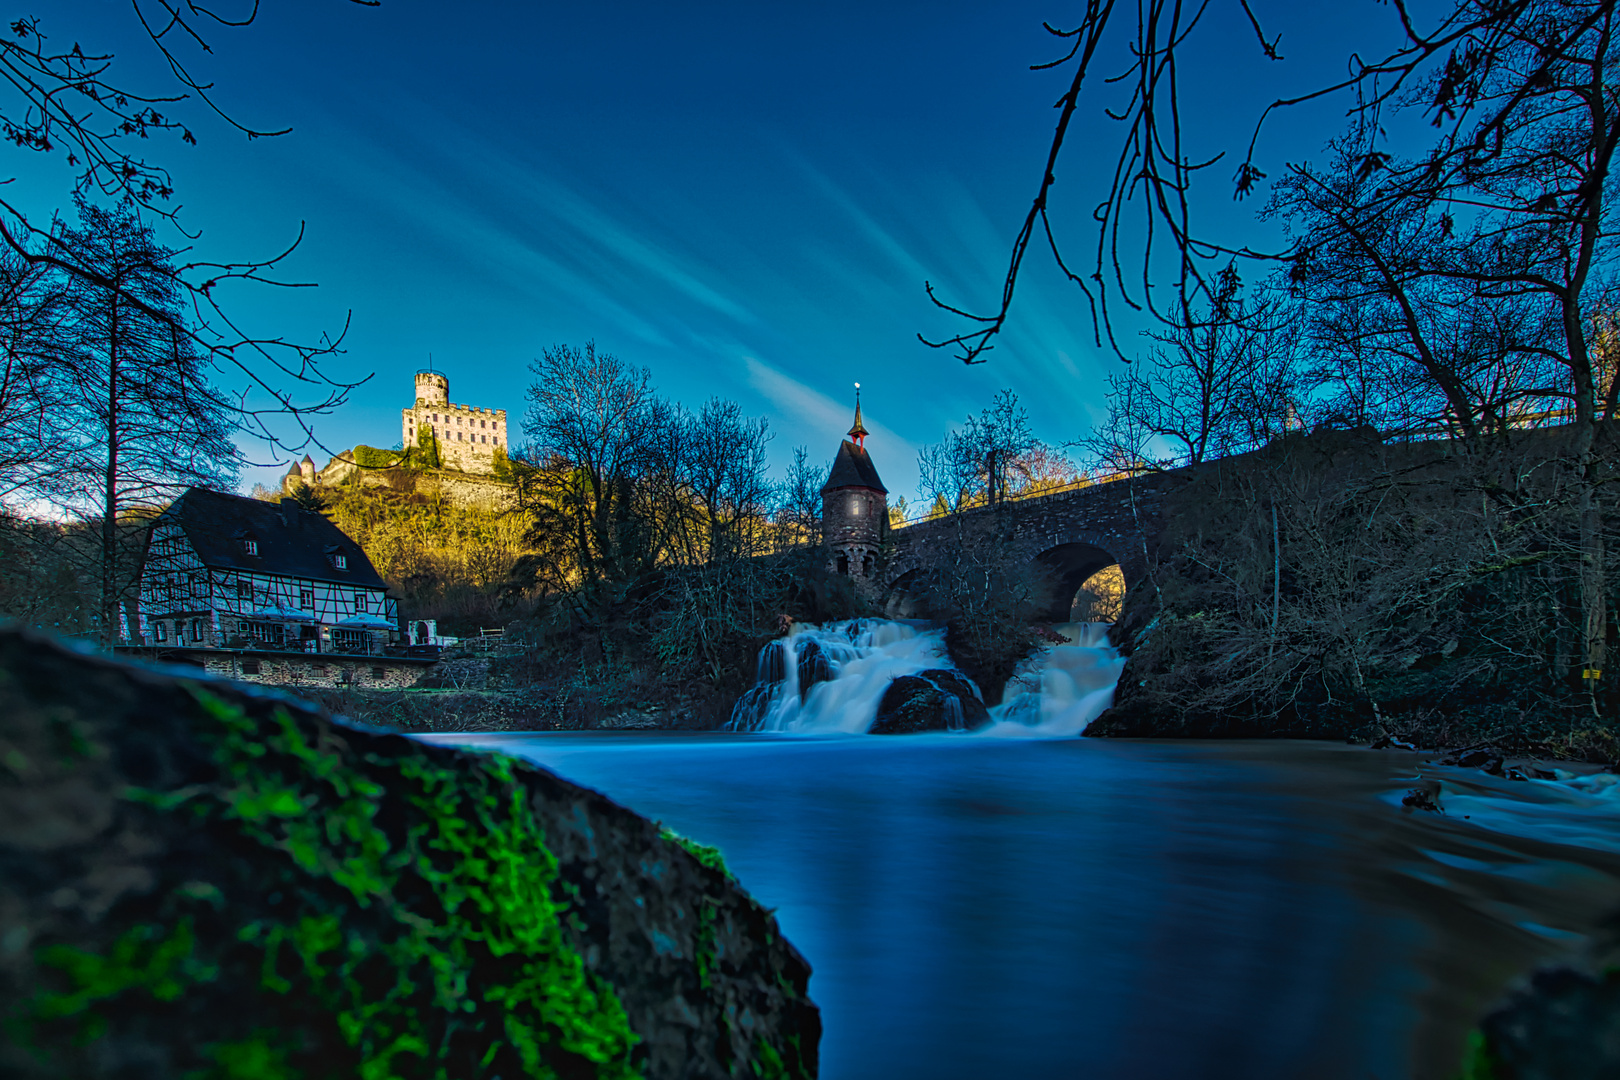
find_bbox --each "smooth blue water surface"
[425,733,1620,1080]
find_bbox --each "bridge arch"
[1032,541,1122,623]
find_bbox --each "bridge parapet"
[883,473,1171,621]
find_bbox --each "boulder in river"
[1470,965,1620,1079]
[0,626,819,1080]
[796,638,835,702]
[871,669,989,734]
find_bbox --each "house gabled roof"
[159,487,387,589]
[821,439,887,494]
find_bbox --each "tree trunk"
[101,292,121,646]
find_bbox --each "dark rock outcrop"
[0,627,819,1079]
[870,669,989,734]
[1470,966,1620,1079]
[796,639,834,703]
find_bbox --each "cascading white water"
[728,619,958,734]
[981,622,1127,737]
[729,618,1127,737]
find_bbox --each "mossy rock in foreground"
[0,626,819,1079]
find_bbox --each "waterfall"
[729,618,1127,737]
[981,622,1127,737]
[727,619,955,733]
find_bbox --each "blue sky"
[32,0,1405,502]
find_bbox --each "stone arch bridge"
[882,474,1171,622]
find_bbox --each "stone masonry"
[402,371,509,474]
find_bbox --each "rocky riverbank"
[0,627,819,1079]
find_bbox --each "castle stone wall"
[402,371,508,475]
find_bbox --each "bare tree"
[54,197,239,643]
[682,397,774,564]
[775,446,825,546]
[918,389,1038,511]
[0,247,72,503]
[520,342,679,589]
[1089,269,1303,471]
[0,6,374,479]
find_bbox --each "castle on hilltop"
[401,371,509,474]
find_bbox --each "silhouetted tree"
[55,197,239,643]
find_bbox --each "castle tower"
[821,387,887,579]
[415,371,449,407]
[401,369,509,475]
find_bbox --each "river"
[428,730,1620,1079]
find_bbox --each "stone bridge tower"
[821,391,887,579]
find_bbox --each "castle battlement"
[401,372,509,475]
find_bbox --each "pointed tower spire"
[848,383,868,448]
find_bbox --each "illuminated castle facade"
[401,371,509,474]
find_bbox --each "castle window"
[836,552,849,575]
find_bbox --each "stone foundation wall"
[187,651,429,690]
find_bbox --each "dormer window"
[242,538,259,556]
[332,551,349,571]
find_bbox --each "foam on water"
[728,619,955,734]
[1385,767,1620,856]
[980,622,1128,737]
[730,618,1128,738]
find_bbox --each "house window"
[154,621,167,642]
[354,591,368,613]
[300,588,313,609]
[190,619,204,642]
[236,579,252,599]
[241,658,261,675]
[332,628,369,654]
[371,666,386,679]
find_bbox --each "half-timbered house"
[119,487,435,687]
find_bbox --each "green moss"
[26,686,643,1079]
[1454,1030,1499,1080]
[658,827,733,881]
[32,917,217,1042]
[751,1036,786,1080]
[351,446,405,470]
[191,1032,298,1080]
